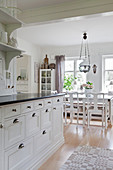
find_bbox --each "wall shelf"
[0,42,24,52]
[0,42,25,70]
[0,9,23,25]
[0,9,25,70]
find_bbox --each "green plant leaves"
[63,75,77,91]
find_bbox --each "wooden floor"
[39,120,113,170]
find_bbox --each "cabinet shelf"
[0,9,23,24]
[0,42,24,52]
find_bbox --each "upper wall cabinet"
[0,9,25,70]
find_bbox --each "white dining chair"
[86,93,108,129]
[64,92,83,125]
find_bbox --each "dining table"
[65,91,113,127]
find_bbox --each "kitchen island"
[0,93,65,170]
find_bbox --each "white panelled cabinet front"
[41,108,52,129]
[5,138,33,170]
[34,127,52,156]
[0,96,64,170]
[4,116,25,148]
[25,110,40,137]
[0,125,2,150]
[53,106,63,142]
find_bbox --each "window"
[64,58,86,90]
[65,60,74,77]
[103,56,113,91]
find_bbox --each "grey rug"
[60,145,113,170]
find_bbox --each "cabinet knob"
[0,124,3,128]
[39,103,42,106]
[27,106,31,109]
[57,99,60,102]
[53,108,56,110]
[42,130,46,135]
[18,143,24,149]
[32,113,36,117]
[12,109,16,112]
[13,119,19,124]
[46,109,48,112]
[48,101,51,104]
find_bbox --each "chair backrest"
[86,92,105,112]
[68,92,79,107]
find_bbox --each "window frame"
[65,58,76,77]
[64,57,87,90]
[102,55,113,91]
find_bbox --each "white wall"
[41,42,113,92]
[17,36,41,93]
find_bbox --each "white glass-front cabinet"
[39,69,55,94]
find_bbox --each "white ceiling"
[17,14,113,47]
[17,0,75,10]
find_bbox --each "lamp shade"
[79,58,90,73]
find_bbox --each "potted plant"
[82,81,93,96]
[63,75,77,91]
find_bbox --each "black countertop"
[0,93,65,106]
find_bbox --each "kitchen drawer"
[0,108,2,121]
[53,96,63,105]
[44,98,52,106]
[34,127,52,155]
[41,108,52,129]
[4,104,20,118]
[4,116,25,148]
[5,138,33,170]
[21,102,34,114]
[34,100,44,110]
[25,110,40,137]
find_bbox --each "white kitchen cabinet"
[5,138,33,170]
[39,69,55,94]
[53,96,63,104]
[34,100,44,110]
[21,102,34,114]
[41,108,52,129]
[4,116,25,148]
[44,98,52,107]
[4,104,21,118]
[25,110,40,137]
[53,106,63,142]
[0,108,2,121]
[34,127,52,155]
[0,124,3,150]
[0,95,64,170]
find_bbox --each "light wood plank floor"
[39,121,113,170]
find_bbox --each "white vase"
[85,88,92,97]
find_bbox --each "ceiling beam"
[18,0,113,24]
